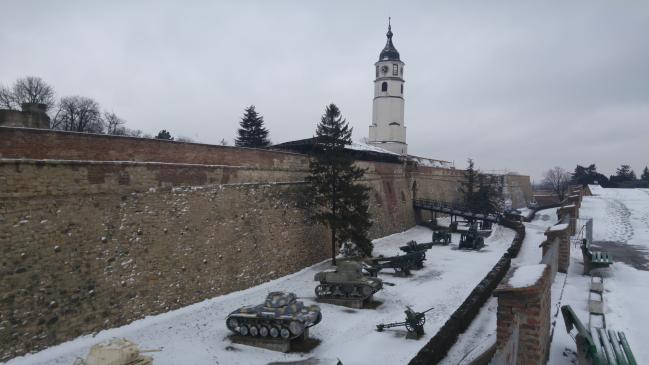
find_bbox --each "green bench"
[561,305,637,365]
[581,239,613,275]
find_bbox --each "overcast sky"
[1,0,648,180]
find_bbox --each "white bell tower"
[368,19,407,155]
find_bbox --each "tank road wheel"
[280,327,291,339]
[226,318,238,331]
[259,325,269,337]
[315,284,327,298]
[269,326,280,338]
[238,324,249,336]
[249,325,259,336]
[361,285,373,298]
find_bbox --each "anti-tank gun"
[376,306,435,338]
[365,251,425,277]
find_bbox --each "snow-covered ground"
[441,207,559,364]
[3,226,516,365]
[549,187,649,364]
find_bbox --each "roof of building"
[379,20,400,62]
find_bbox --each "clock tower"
[368,19,407,155]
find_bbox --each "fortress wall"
[0,127,308,170]
[0,128,530,359]
[0,157,414,360]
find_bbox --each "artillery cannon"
[459,223,485,250]
[376,306,434,339]
[432,230,452,245]
[314,260,383,303]
[365,251,425,277]
[399,240,434,257]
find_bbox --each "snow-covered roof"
[346,141,399,155]
[407,155,454,169]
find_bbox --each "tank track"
[314,283,378,301]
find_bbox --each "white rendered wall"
[369,59,407,154]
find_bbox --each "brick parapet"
[494,264,551,365]
[545,225,571,273]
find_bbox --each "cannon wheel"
[405,316,426,333]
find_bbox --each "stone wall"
[0,127,531,360]
[0,157,413,360]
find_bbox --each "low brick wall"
[493,265,552,365]
[408,219,526,365]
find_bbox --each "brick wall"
[494,265,552,365]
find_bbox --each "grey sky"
[1,0,648,180]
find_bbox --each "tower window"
[381,82,388,92]
[401,84,403,94]
[393,64,398,75]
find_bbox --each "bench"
[561,305,637,365]
[581,239,613,275]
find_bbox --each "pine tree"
[306,104,372,264]
[641,166,649,182]
[156,129,173,140]
[459,158,478,210]
[235,105,270,148]
[615,164,636,181]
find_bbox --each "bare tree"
[0,85,14,109]
[52,96,104,133]
[0,76,56,111]
[103,111,126,135]
[543,166,572,201]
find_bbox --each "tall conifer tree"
[306,104,372,264]
[235,105,270,147]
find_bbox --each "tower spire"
[379,17,399,61]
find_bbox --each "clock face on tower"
[381,65,388,75]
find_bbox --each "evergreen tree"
[459,158,478,209]
[615,164,636,181]
[572,164,609,187]
[475,174,501,213]
[641,166,649,182]
[156,129,173,140]
[306,104,372,264]
[235,105,270,148]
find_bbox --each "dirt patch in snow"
[592,240,649,271]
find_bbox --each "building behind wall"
[0,103,50,129]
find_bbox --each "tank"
[74,338,154,365]
[226,292,322,340]
[314,260,383,301]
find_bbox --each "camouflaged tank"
[226,292,322,340]
[314,260,383,301]
[73,338,155,365]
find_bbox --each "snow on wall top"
[548,223,569,232]
[407,155,454,169]
[346,141,400,155]
[506,264,547,289]
[588,184,604,195]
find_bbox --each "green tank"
[226,292,322,340]
[314,260,383,301]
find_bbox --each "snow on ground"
[3,226,515,365]
[549,188,649,364]
[441,208,559,364]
